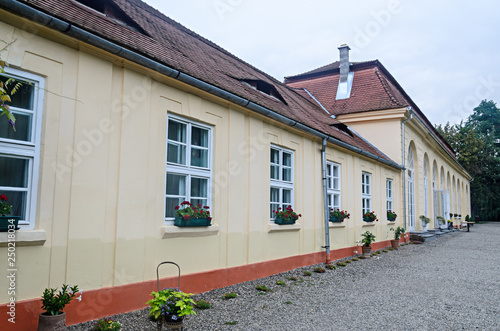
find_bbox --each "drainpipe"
[321,138,331,263]
[401,107,413,231]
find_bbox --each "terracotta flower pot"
[361,246,371,255]
[37,312,66,331]
[390,239,399,249]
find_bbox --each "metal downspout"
[401,108,413,230]
[321,138,331,263]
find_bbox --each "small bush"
[313,267,325,273]
[303,271,312,276]
[358,255,366,259]
[382,249,388,253]
[325,264,336,270]
[225,321,238,325]
[92,319,121,331]
[345,260,352,263]
[388,248,394,251]
[336,262,346,267]
[195,299,211,310]
[255,285,271,292]
[286,276,298,281]
[352,257,359,261]
[276,280,286,286]
[223,292,237,300]
[285,301,292,305]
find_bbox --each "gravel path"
[69,223,500,330]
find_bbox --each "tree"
[437,100,500,222]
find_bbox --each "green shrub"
[223,292,237,300]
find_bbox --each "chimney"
[336,44,353,100]
[338,44,350,84]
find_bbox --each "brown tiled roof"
[9,0,397,164]
[285,60,456,157]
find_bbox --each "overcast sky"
[142,0,499,126]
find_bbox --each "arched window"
[408,146,415,230]
[423,156,429,217]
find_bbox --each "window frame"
[0,67,44,230]
[362,172,371,216]
[327,162,341,212]
[164,114,213,224]
[386,178,393,214]
[270,145,294,221]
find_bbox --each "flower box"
[329,216,343,223]
[274,217,296,225]
[363,217,375,223]
[0,216,20,232]
[174,217,211,227]
[387,216,396,222]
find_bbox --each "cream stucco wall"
[0,15,403,304]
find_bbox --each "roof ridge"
[373,67,404,107]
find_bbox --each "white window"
[0,68,44,230]
[270,145,293,219]
[165,115,212,222]
[386,179,393,212]
[423,159,428,216]
[327,162,341,211]
[362,172,371,215]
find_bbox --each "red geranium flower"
[0,195,7,201]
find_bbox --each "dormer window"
[331,123,353,137]
[241,79,286,104]
[72,0,149,35]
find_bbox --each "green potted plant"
[329,209,350,223]
[0,194,20,232]
[437,216,445,226]
[390,226,405,249]
[363,211,378,222]
[387,210,397,222]
[147,287,196,328]
[359,231,376,255]
[272,206,302,225]
[174,201,212,227]
[419,215,430,231]
[38,284,79,330]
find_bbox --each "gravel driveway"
[69,222,500,330]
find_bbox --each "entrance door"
[434,190,449,229]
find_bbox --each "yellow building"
[0,0,469,328]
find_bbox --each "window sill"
[161,224,220,239]
[0,230,47,247]
[329,222,346,228]
[362,222,376,227]
[267,222,301,233]
[387,221,396,225]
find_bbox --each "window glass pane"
[333,194,340,209]
[0,112,31,142]
[191,198,208,209]
[191,148,208,168]
[165,173,186,195]
[270,164,279,180]
[191,126,208,148]
[333,165,338,177]
[282,168,291,182]
[0,75,34,110]
[167,142,186,165]
[191,177,208,198]
[270,149,279,164]
[333,178,339,190]
[165,197,183,218]
[270,203,279,218]
[0,190,27,220]
[283,189,291,204]
[270,187,279,203]
[283,152,291,167]
[167,120,186,143]
[0,156,28,187]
